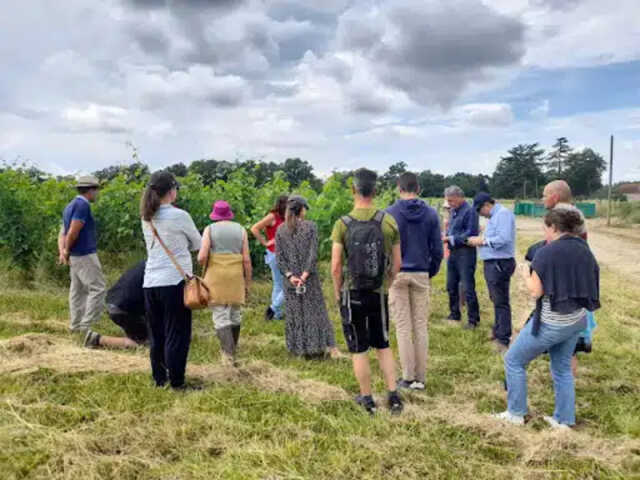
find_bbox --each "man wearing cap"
[467,193,516,353]
[58,175,107,335]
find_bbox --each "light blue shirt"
[142,205,202,288]
[478,203,515,260]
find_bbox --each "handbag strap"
[148,220,190,282]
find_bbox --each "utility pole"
[607,135,614,226]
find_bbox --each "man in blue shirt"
[58,175,106,337]
[442,186,480,329]
[468,192,516,352]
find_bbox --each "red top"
[265,212,283,252]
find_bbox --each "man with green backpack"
[331,168,404,415]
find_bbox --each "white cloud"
[62,104,132,134]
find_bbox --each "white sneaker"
[492,410,525,425]
[409,381,425,391]
[543,416,571,430]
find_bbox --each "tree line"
[2,137,611,200]
[90,137,607,199]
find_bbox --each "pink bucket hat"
[209,200,234,221]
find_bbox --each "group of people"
[57,168,599,427]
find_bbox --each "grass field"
[0,225,639,479]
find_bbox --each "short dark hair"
[353,168,377,198]
[397,172,419,193]
[544,208,584,235]
[77,186,97,195]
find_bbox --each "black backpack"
[341,211,387,291]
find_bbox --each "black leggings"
[144,282,192,388]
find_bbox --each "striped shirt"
[541,297,586,326]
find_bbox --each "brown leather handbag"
[149,221,210,310]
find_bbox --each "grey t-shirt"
[142,205,202,288]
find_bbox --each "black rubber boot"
[216,326,236,364]
[232,325,241,347]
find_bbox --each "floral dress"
[275,220,336,356]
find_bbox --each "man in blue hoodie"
[387,172,443,390]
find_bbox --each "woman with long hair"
[140,171,202,390]
[493,208,600,429]
[251,195,288,321]
[276,196,342,358]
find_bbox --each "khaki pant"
[69,254,106,332]
[389,272,430,383]
[212,305,242,330]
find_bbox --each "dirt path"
[516,216,640,278]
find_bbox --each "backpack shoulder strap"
[341,215,353,226]
[373,210,385,224]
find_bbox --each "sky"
[1,0,639,181]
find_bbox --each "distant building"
[618,183,640,202]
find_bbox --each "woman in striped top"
[493,208,600,429]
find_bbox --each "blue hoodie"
[386,198,444,277]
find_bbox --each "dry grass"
[0,218,639,479]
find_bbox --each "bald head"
[542,180,572,209]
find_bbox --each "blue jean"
[504,315,587,425]
[446,248,480,324]
[265,250,284,319]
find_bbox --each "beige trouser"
[69,254,106,332]
[389,272,430,383]
[211,305,242,330]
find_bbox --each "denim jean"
[504,315,587,425]
[483,258,516,346]
[446,248,480,324]
[265,250,284,319]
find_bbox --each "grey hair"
[444,185,465,198]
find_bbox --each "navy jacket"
[447,201,479,250]
[387,199,443,277]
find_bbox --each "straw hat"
[76,175,100,188]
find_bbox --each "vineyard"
[0,167,398,282]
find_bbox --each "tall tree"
[166,163,188,177]
[544,137,572,176]
[444,172,490,197]
[281,158,321,190]
[491,143,546,198]
[563,148,607,197]
[418,170,446,197]
[380,161,408,190]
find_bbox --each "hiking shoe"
[492,410,525,425]
[355,395,377,415]
[397,378,414,390]
[543,416,571,430]
[463,323,478,330]
[409,381,426,391]
[388,391,404,415]
[84,330,101,348]
[264,307,275,321]
[172,383,204,392]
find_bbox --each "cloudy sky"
[1,0,639,181]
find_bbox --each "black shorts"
[108,310,148,344]
[340,290,390,353]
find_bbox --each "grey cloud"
[131,25,171,56]
[530,0,582,11]
[348,90,390,114]
[338,0,526,107]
